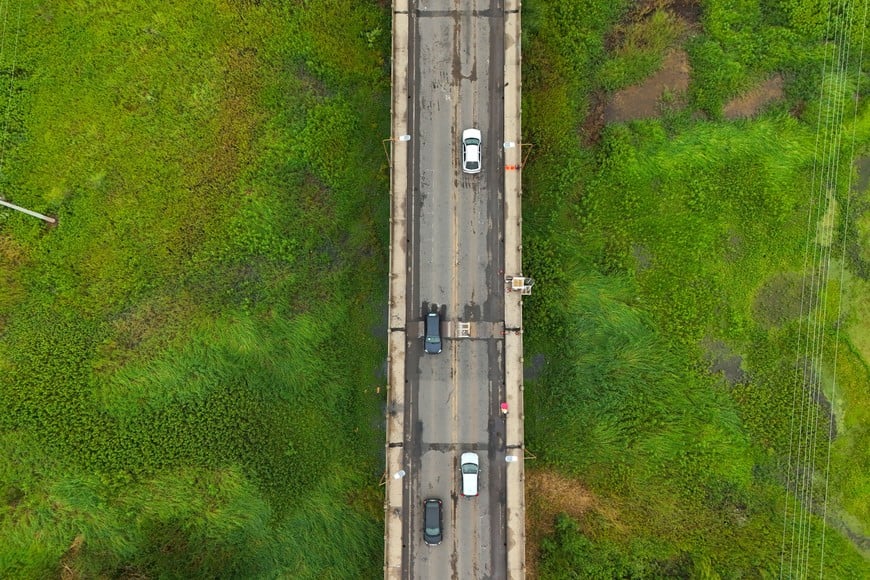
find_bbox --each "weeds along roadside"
[0,0,391,577]
[521,0,870,576]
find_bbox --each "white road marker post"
[0,198,57,224]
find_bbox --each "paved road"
[402,0,506,577]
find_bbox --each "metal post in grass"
[503,141,534,169]
[0,198,57,224]
[382,134,411,168]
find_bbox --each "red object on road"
[500,402,508,415]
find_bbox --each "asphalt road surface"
[402,0,506,577]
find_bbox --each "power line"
[818,0,869,576]
[0,0,55,224]
[780,1,867,577]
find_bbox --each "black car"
[423,498,443,545]
[424,311,442,354]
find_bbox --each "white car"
[461,128,482,174]
[460,452,479,497]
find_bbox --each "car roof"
[425,498,441,518]
[460,452,479,465]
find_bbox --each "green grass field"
[0,0,390,576]
[2,0,869,577]
[522,0,870,577]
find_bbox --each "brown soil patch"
[723,74,785,119]
[582,90,607,146]
[605,48,691,122]
[596,1,698,129]
[526,469,624,577]
[669,0,702,25]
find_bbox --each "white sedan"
[460,452,479,497]
[461,128,482,174]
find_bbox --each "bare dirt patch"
[597,0,698,129]
[605,48,691,122]
[582,90,607,146]
[723,74,785,119]
[526,469,624,577]
[669,0,702,24]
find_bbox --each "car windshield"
[466,161,478,169]
[466,138,480,146]
[462,463,478,474]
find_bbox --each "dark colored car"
[425,311,442,354]
[424,498,443,545]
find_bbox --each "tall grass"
[688,0,869,116]
[522,0,870,576]
[0,0,389,576]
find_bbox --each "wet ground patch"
[701,338,747,386]
[605,48,691,123]
[753,271,817,329]
[723,74,785,119]
[524,352,547,381]
[602,0,700,124]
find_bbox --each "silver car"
[461,128,482,174]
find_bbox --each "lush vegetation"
[0,0,390,577]
[523,0,870,577]
[3,0,868,576]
